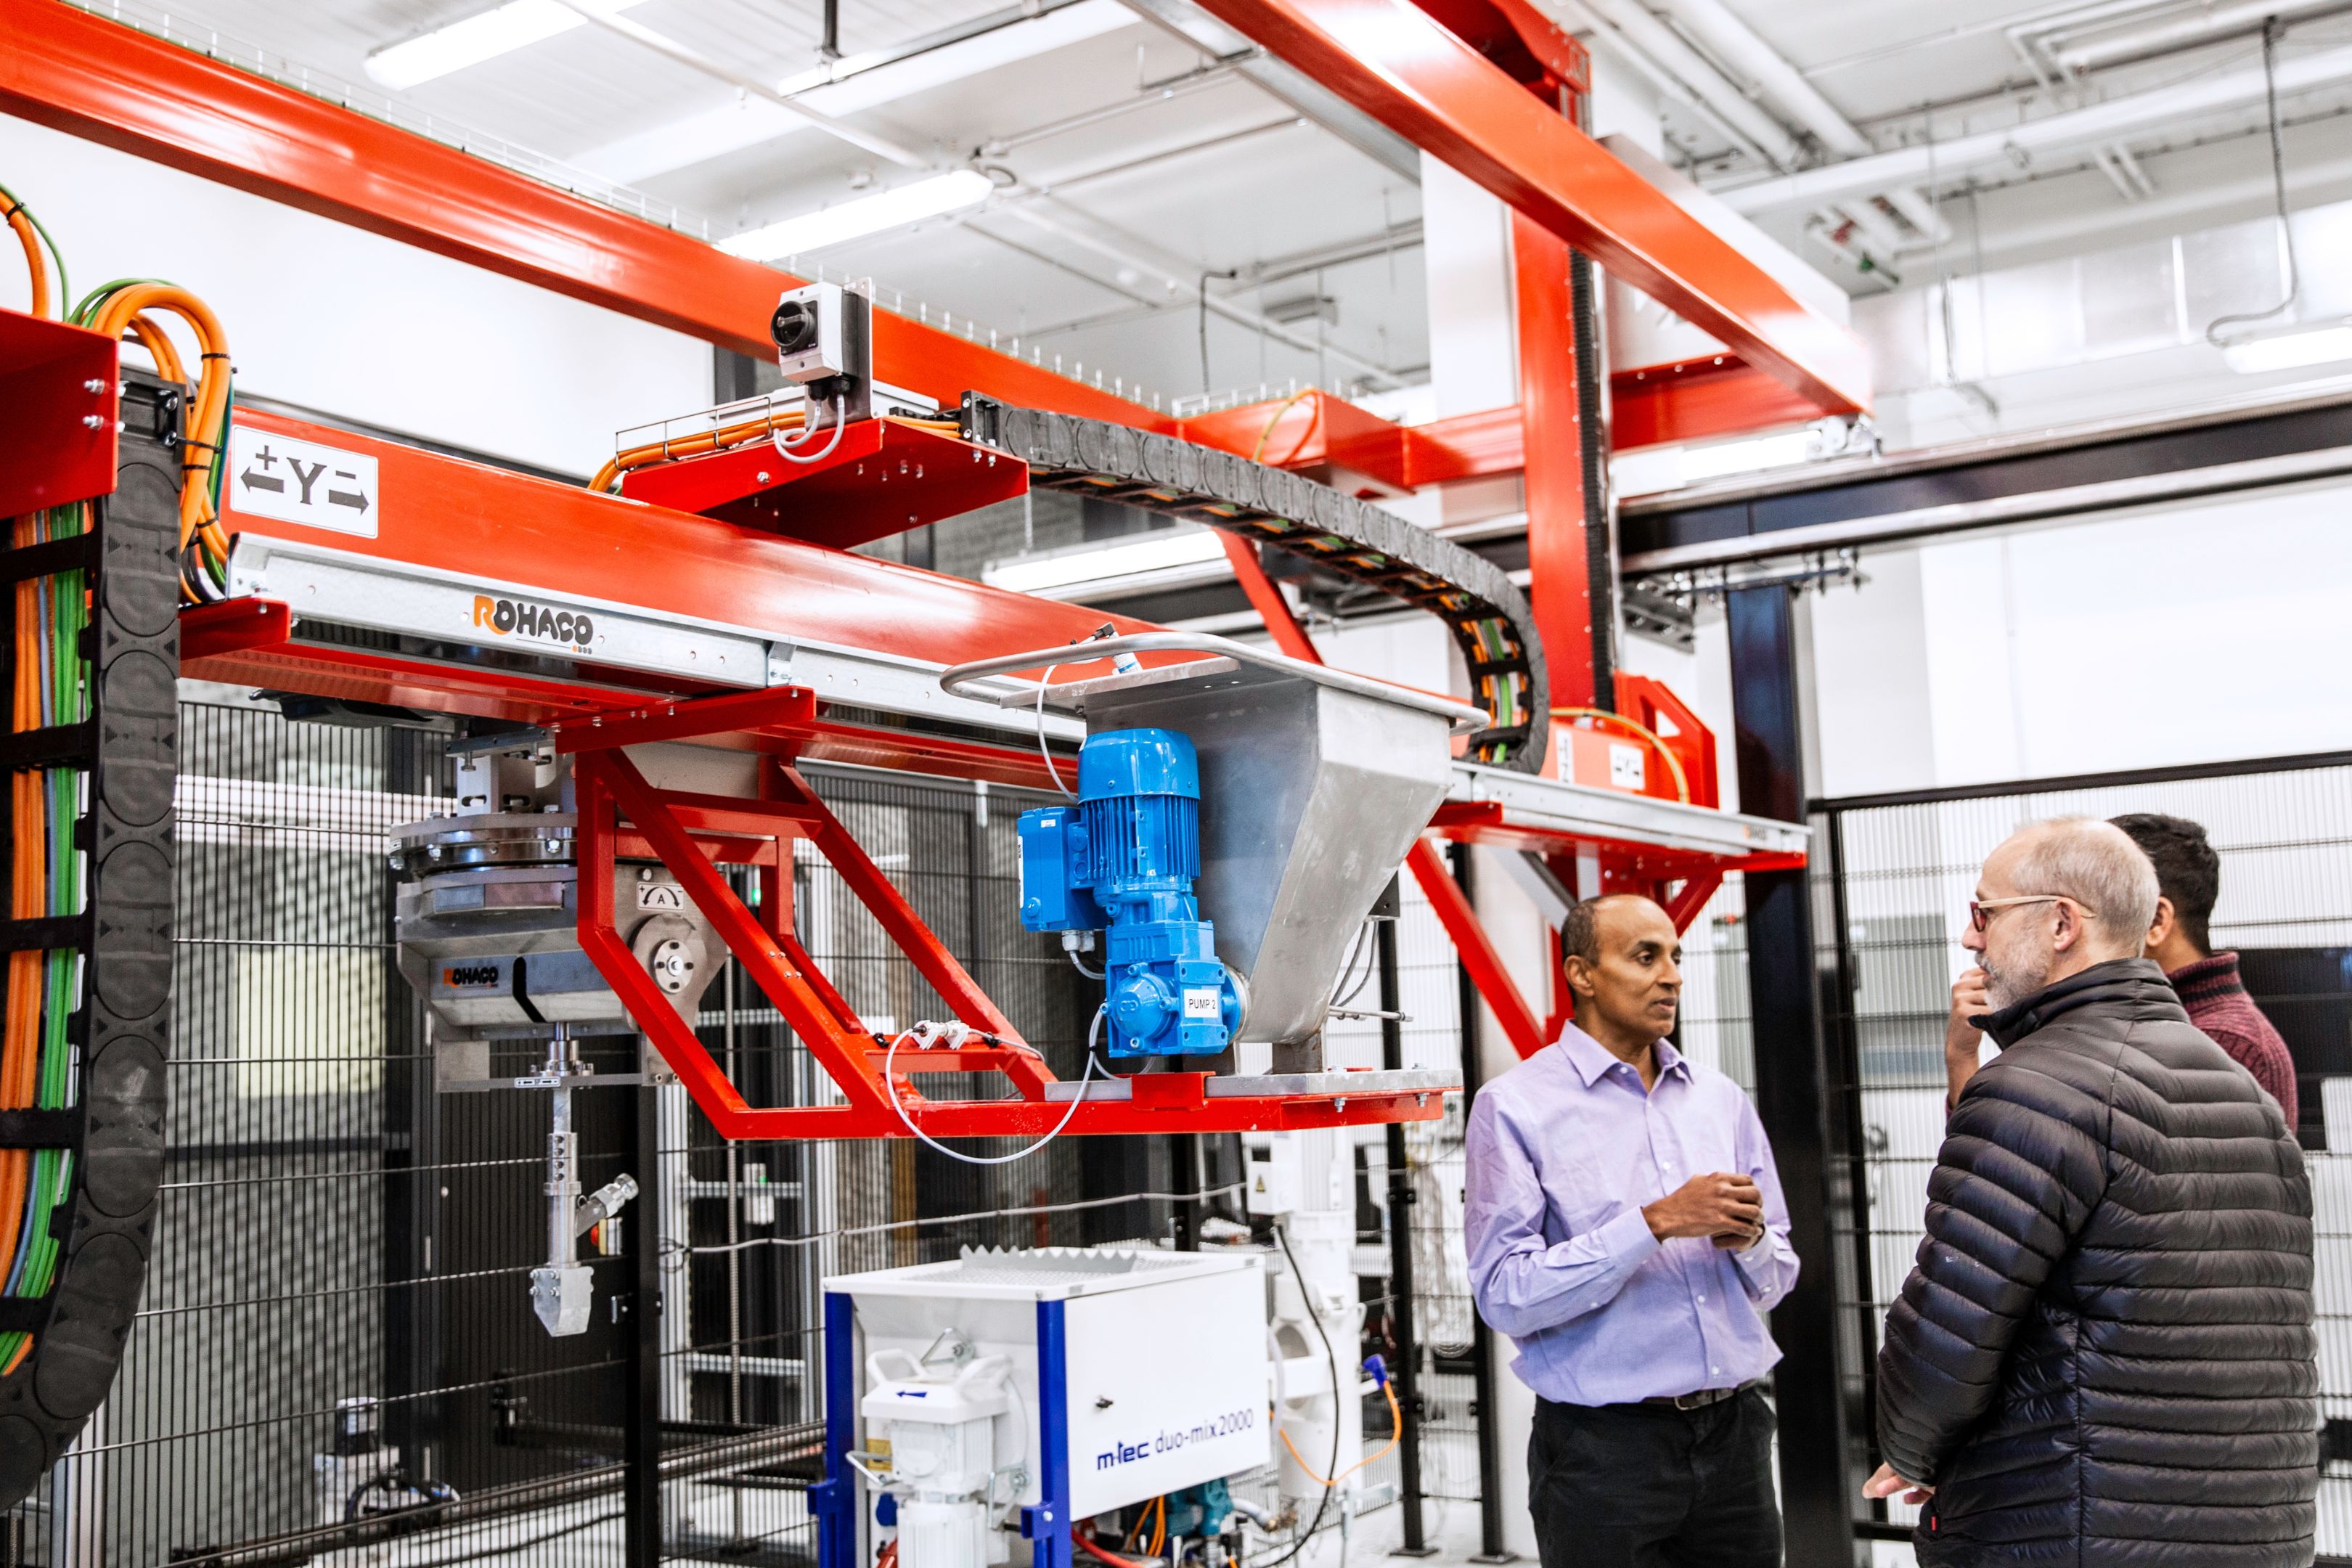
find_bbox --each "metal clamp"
[939,632,1490,734]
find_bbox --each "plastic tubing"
[882,1009,1102,1165]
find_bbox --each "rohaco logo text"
[471,594,595,649]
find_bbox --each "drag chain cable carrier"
[0,364,177,1500]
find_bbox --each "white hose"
[884,1009,1105,1165]
[772,394,850,465]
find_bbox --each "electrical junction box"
[822,1248,1271,1567]
[1563,725,1649,798]
[1244,1156,1298,1217]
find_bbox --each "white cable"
[1036,662,1079,801]
[884,1010,1104,1165]
[773,393,850,465]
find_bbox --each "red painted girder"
[180,598,1081,790]
[618,419,1027,547]
[217,408,1170,676]
[1187,0,1871,416]
[1514,213,1597,714]
[576,743,1444,1139]
[1610,354,1826,450]
[0,307,117,518]
[1407,838,1548,1059]
[0,0,1169,432]
[1412,406,1523,483]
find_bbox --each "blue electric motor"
[1017,727,1246,1058]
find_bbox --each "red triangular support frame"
[561,687,1447,1140]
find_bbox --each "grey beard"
[1982,948,2047,1012]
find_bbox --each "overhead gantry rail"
[960,396,1547,771]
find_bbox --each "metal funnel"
[944,634,1484,1063]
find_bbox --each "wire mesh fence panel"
[1824,760,2352,1548]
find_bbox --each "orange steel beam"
[1188,0,1871,417]
[1609,354,1825,450]
[1513,213,1599,714]
[0,0,1169,432]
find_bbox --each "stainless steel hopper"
[943,633,1485,1066]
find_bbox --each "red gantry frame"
[3,306,1802,1138]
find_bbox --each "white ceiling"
[99,0,2352,409]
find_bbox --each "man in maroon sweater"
[2111,812,2300,1130]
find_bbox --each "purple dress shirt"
[1463,1024,1800,1406]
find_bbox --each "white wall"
[0,113,711,477]
[1811,478,2352,798]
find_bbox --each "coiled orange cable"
[83,285,231,567]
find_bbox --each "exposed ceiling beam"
[1188,0,1873,412]
[988,200,1413,384]
[1114,0,1424,181]
[550,0,931,169]
[573,0,1140,184]
[1718,38,2352,214]
[0,0,1173,429]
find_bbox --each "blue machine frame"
[817,1294,1074,1568]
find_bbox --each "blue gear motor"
[1016,727,1245,1058]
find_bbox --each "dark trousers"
[1529,1389,1783,1568]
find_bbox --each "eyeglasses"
[1968,894,2099,932]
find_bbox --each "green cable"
[67,277,173,328]
[0,181,70,317]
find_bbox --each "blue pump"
[1017,728,1245,1058]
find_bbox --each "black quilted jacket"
[1877,959,2316,1567]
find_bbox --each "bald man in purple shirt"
[1464,893,1800,1568]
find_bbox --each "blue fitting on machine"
[1018,728,1244,1058]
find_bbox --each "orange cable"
[1248,389,1321,467]
[1279,1380,1403,1490]
[2,202,48,319]
[589,405,809,493]
[84,286,230,555]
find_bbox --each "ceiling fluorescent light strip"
[718,171,996,260]
[367,0,639,91]
[2221,324,2352,375]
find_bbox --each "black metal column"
[1170,1134,1201,1251]
[1724,587,1866,1568]
[624,1085,663,1566]
[1379,889,1433,1557]
[1452,844,1516,1564]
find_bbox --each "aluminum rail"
[960,396,1550,771]
[940,632,1491,731]
[1445,761,1808,859]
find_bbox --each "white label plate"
[226,424,379,537]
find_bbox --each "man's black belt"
[1628,1379,1763,1411]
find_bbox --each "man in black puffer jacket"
[1867,816,2316,1567]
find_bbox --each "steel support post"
[1171,1135,1202,1251]
[624,1084,664,1564]
[1513,214,1607,714]
[1723,587,1866,1568]
[1379,899,1434,1557]
[1452,844,1516,1564]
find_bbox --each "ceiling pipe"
[1716,38,2352,213]
[987,202,1411,386]
[2054,0,2352,71]
[1648,0,1950,242]
[550,1,933,168]
[1561,0,1810,168]
[1542,0,1794,171]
